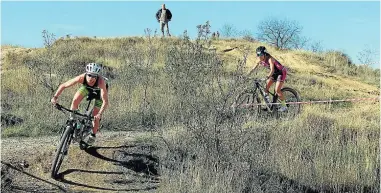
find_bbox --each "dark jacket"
[156,9,172,22]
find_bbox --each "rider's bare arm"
[267,57,276,78]
[53,74,84,98]
[97,78,109,116]
[248,61,260,76]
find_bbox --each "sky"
[1,1,380,69]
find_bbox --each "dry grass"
[1,35,379,192]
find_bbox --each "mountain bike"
[50,101,94,179]
[232,78,301,118]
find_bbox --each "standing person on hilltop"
[248,46,288,112]
[156,4,172,37]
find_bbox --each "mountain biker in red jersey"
[249,46,288,112]
[51,63,109,144]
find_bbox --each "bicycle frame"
[51,92,103,179]
[51,101,95,179]
[78,99,95,140]
[234,78,301,118]
[252,79,278,112]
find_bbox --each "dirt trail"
[1,130,160,193]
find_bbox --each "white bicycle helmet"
[86,63,102,75]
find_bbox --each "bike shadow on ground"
[56,144,159,191]
[83,144,159,176]
[1,161,67,192]
[56,169,157,192]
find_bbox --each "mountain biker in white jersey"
[51,63,109,145]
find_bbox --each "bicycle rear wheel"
[233,90,261,118]
[51,125,73,179]
[274,87,301,117]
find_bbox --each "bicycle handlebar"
[54,103,93,120]
[253,78,267,83]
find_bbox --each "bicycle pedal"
[79,141,89,150]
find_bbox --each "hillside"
[1,36,380,192]
[1,38,379,97]
[211,40,379,98]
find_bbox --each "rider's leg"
[263,78,275,104]
[275,80,285,101]
[71,86,87,110]
[276,69,287,101]
[265,78,274,94]
[91,98,103,134]
[87,100,102,145]
[276,80,287,112]
[276,70,287,111]
[92,106,101,135]
[91,87,107,135]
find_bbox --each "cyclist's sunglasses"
[256,52,264,57]
[87,74,98,78]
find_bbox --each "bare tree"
[257,17,305,50]
[291,35,309,50]
[357,45,379,66]
[220,23,239,38]
[310,41,323,53]
[239,30,255,42]
[196,21,212,40]
[42,30,56,48]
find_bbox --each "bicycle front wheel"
[276,87,301,116]
[51,125,73,179]
[233,90,261,118]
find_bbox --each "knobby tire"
[51,126,73,179]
